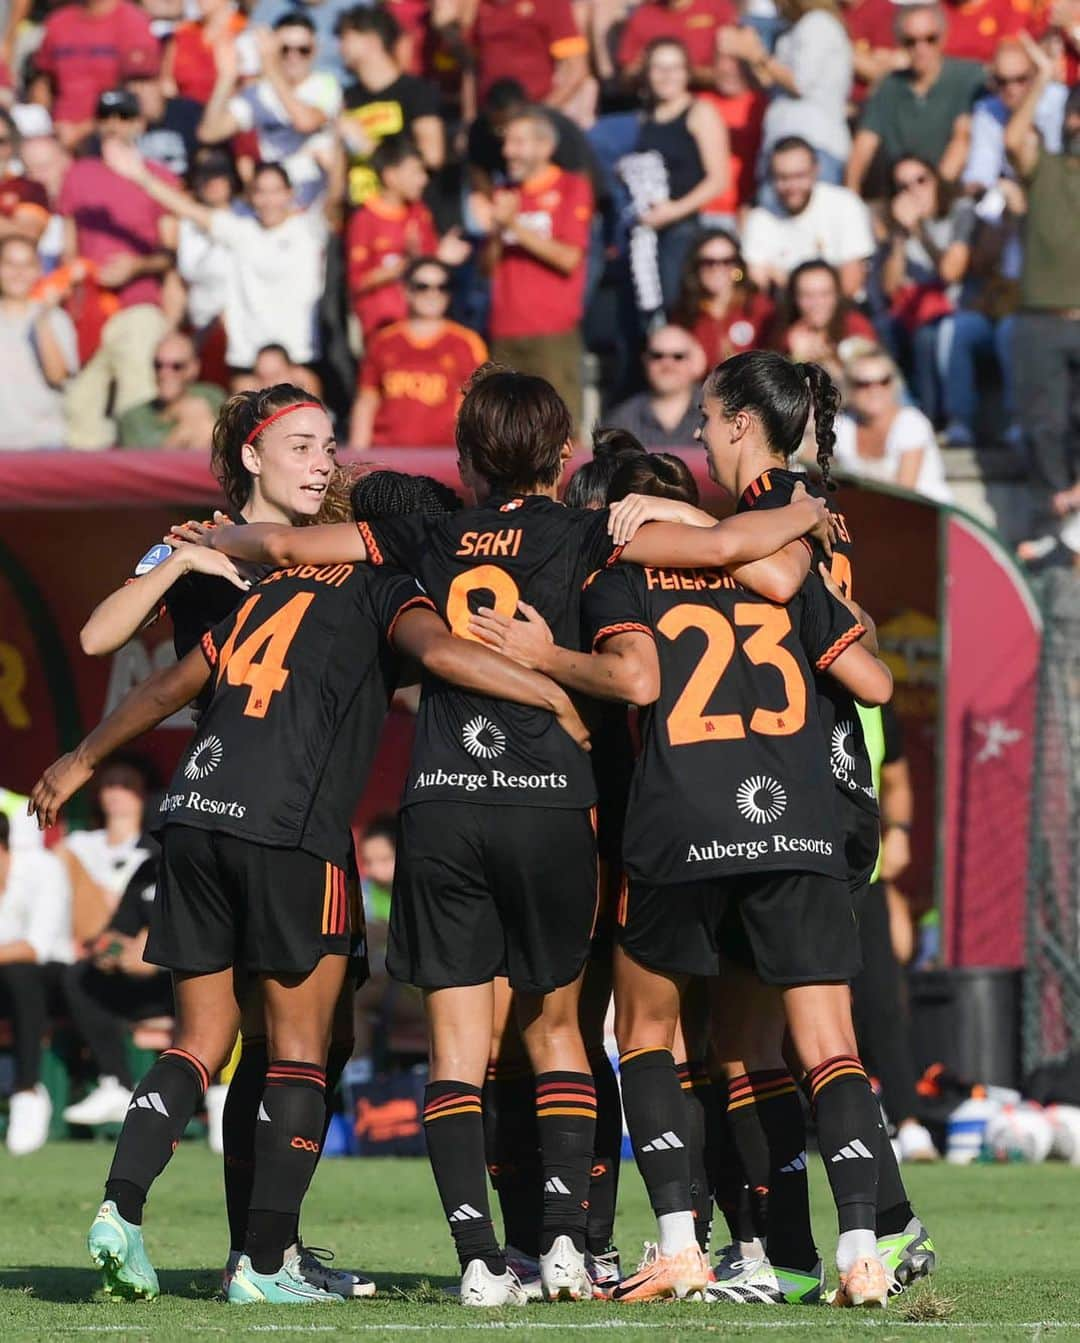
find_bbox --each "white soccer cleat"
[539,1234,591,1301]
[459,1258,529,1307]
[896,1121,939,1163]
[62,1076,133,1126]
[6,1084,52,1154]
[294,1243,376,1298]
[505,1245,544,1300]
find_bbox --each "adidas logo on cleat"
[128,1092,169,1116]
[780,1152,807,1174]
[258,1103,271,1122]
[830,1139,874,1162]
[544,1177,571,1195]
[641,1132,684,1152]
[449,1204,484,1222]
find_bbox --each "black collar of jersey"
[485,490,561,512]
[738,467,822,511]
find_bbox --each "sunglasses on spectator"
[409,279,451,293]
[901,31,940,47]
[699,255,738,269]
[154,358,190,371]
[896,171,931,189]
[852,374,892,389]
[647,348,689,362]
[280,42,314,55]
[995,72,1032,87]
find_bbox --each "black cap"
[96,88,140,120]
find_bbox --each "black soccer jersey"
[737,468,878,817]
[583,564,863,884]
[156,562,432,868]
[358,493,621,810]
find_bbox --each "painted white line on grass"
[40,1321,1080,1334]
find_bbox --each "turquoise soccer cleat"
[87,1200,160,1301]
[226,1251,345,1304]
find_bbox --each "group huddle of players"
[29,353,935,1310]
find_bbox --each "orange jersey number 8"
[658,601,807,747]
[446,565,520,642]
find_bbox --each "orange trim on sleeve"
[356,519,383,565]
[386,594,438,645]
[592,621,654,650]
[200,630,218,668]
[816,623,866,671]
[604,543,626,568]
[550,34,588,57]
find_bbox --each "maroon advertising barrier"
[0,452,1040,963]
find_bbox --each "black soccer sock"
[425,1080,504,1274]
[222,1035,267,1253]
[483,1061,541,1258]
[291,1040,355,1247]
[245,1061,326,1275]
[875,1114,915,1237]
[105,1047,210,1225]
[708,1083,751,1244]
[586,1046,622,1255]
[807,1055,881,1235]
[677,1061,713,1252]
[725,1072,772,1243]
[743,1069,817,1271]
[535,1071,596,1256]
[619,1048,692,1219]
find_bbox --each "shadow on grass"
[0,1266,220,1303]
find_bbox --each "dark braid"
[799,361,841,491]
[350,470,463,520]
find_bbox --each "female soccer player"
[30,409,590,1307]
[469,357,897,1308]
[178,366,833,1305]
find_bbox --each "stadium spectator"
[964,38,1067,191]
[720,0,854,184]
[60,854,172,1129]
[17,122,69,271]
[0,109,50,244]
[698,53,768,224]
[617,0,737,87]
[0,813,73,1155]
[125,45,201,178]
[351,255,487,447]
[468,0,589,108]
[0,234,79,449]
[672,228,775,365]
[483,105,592,419]
[840,0,904,103]
[58,89,174,451]
[607,323,705,447]
[940,0,1030,65]
[467,77,602,196]
[197,16,342,208]
[742,136,875,296]
[115,329,224,448]
[337,6,444,207]
[359,813,397,924]
[846,3,985,196]
[771,257,876,381]
[168,149,240,378]
[250,0,357,82]
[106,146,328,382]
[624,39,729,311]
[1006,40,1080,565]
[834,341,952,500]
[877,155,974,422]
[161,0,247,106]
[30,0,159,150]
[246,341,323,394]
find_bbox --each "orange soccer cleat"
[832,1255,890,1309]
[611,1242,710,1303]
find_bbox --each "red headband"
[243,401,322,445]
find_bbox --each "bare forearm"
[33,314,70,386]
[421,634,572,715]
[198,78,238,143]
[0,940,36,965]
[77,657,208,767]
[508,222,581,274]
[211,521,365,565]
[622,501,822,569]
[81,553,187,655]
[536,641,654,704]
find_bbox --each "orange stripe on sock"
[619,1046,669,1065]
[535,1107,598,1119]
[424,1102,482,1122]
[162,1048,209,1094]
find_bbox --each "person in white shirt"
[741,136,875,298]
[0,813,74,1154]
[196,15,341,207]
[833,343,952,503]
[104,141,327,379]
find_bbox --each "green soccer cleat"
[87,1200,160,1301]
[706,1256,825,1305]
[226,1251,345,1304]
[877,1217,936,1294]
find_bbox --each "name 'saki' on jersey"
[583,561,866,885]
[357,493,622,810]
[156,559,433,870]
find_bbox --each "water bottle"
[946,1096,998,1165]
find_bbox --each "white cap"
[11,103,55,139]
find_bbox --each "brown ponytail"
[798,361,841,490]
[210,383,330,512]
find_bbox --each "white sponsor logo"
[736,775,787,825]
[544,1177,571,1195]
[830,1138,874,1162]
[973,717,1023,763]
[129,1091,169,1116]
[461,715,507,761]
[413,768,569,792]
[641,1131,685,1153]
[831,722,857,773]
[159,789,247,819]
[185,735,224,781]
[686,834,834,864]
[449,1204,484,1222]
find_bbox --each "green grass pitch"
[2,1142,1079,1341]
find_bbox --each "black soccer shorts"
[387,801,598,995]
[840,794,882,901]
[617,869,861,986]
[146,824,358,978]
